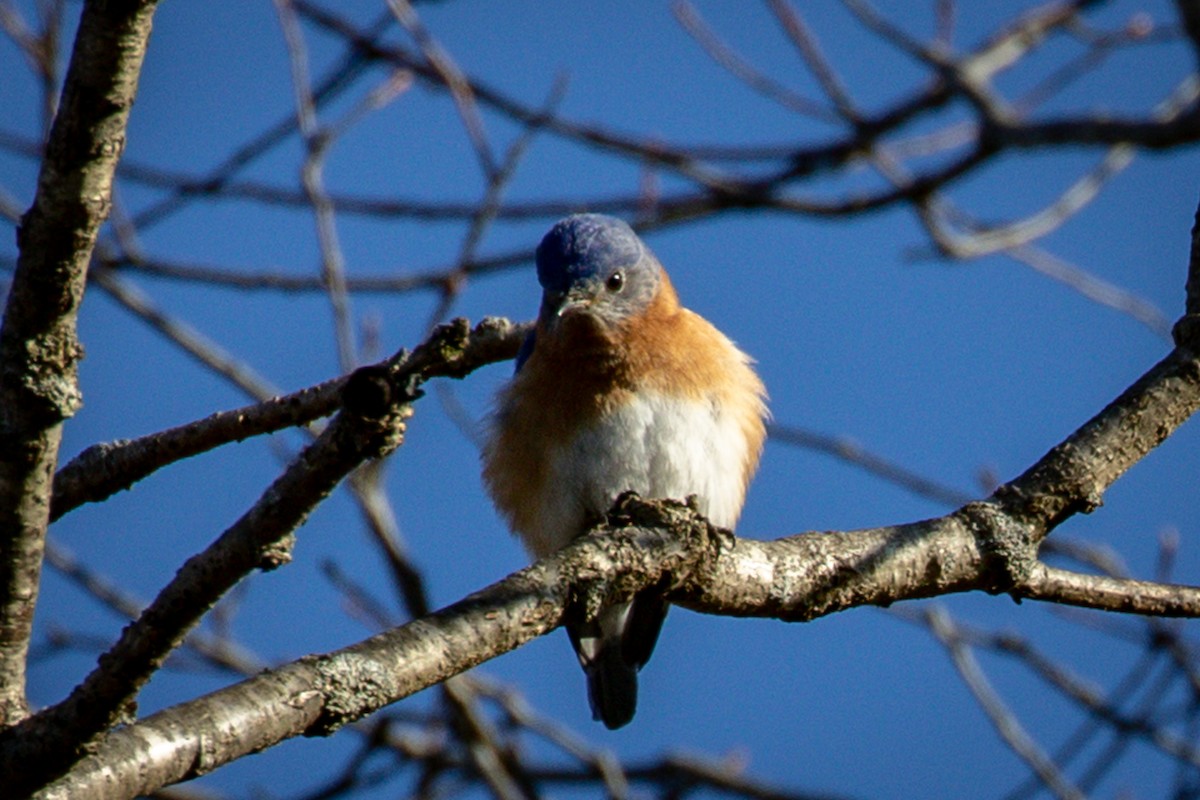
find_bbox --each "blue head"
[534,214,662,329]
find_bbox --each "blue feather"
[514,329,536,373]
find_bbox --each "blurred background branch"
[2,0,1199,798]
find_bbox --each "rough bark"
[26,302,1200,795]
[0,0,160,726]
[0,317,524,796]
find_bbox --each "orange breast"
[482,274,767,556]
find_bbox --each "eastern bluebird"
[482,214,767,729]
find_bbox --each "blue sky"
[3,1,1200,797]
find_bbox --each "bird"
[482,213,767,729]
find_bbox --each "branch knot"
[962,501,1037,596]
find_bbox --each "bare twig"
[1019,564,1200,616]
[2,318,525,794]
[768,0,860,123]
[926,606,1087,800]
[276,0,357,370]
[90,265,283,401]
[129,9,396,232]
[50,370,341,520]
[43,539,267,676]
[387,0,497,179]
[767,423,974,508]
[672,1,837,121]
[1006,244,1174,340]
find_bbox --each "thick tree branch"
[32,498,721,800]
[0,0,159,726]
[29,292,1200,794]
[999,348,1200,536]
[24,189,1200,796]
[2,4,1196,796]
[31,393,1200,800]
[0,317,522,795]
[683,350,1200,619]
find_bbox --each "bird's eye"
[606,271,625,292]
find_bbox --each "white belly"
[521,391,750,556]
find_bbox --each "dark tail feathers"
[585,646,639,729]
[569,593,669,729]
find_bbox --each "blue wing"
[514,329,536,373]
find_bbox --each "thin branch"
[278,1,354,370]
[767,423,974,507]
[102,250,533,293]
[1071,660,1183,792]
[128,9,396,232]
[767,0,860,123]
[441,678,536,800]
[926,607,1086,800]
[934,0,956,50]
[0,0,63,139]
[348,466,434,619]
[50,371,340,520]
[1018,16,1181,116]
[895,605,1200,777]
[90,265,283,399]
[43,539,267,676]
[671,1,837,122]
[1019,564,1200,616]
[292,0,766,190]
[1,317,524,794]
[0,3,39,67]
[467,675,632,799]
[629,751,850,800]
[1006,244,1173,341]
[275,0,364,372]
[387,0,497,179]
[918,144,1135,257]
[1185,183,1200,320]
[1180,0,1200,70]
[34,0,64,138]
[917,75,1199,264]
[426,73,567,330]
[1041,536,1128,577]
[1000,646,1164,800]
